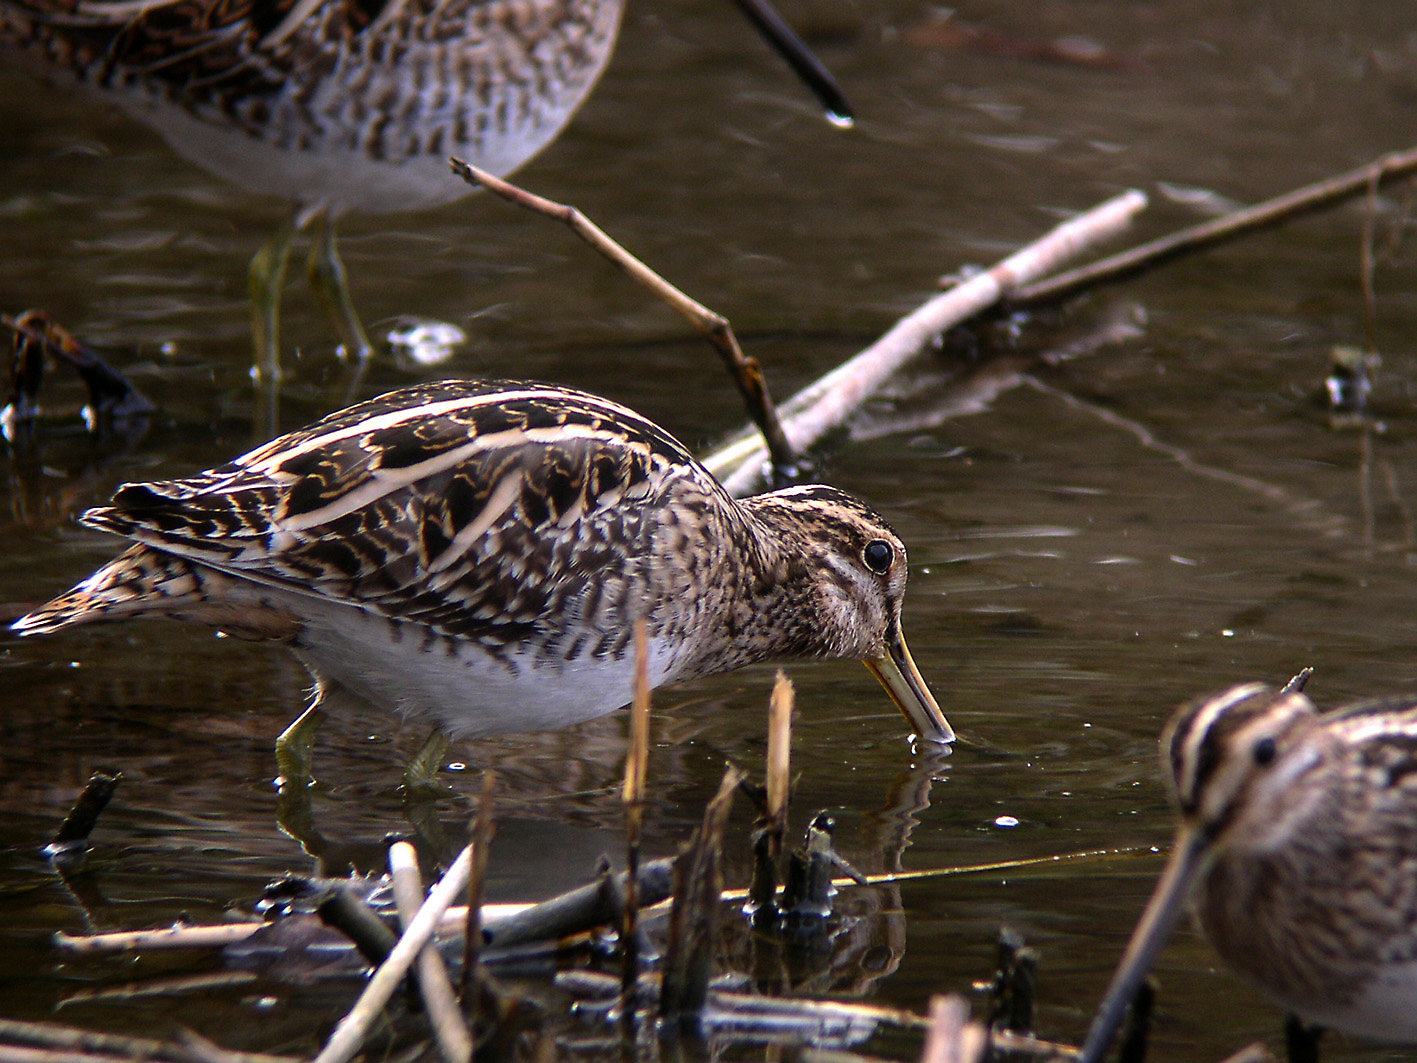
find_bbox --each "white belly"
[290,596,681,738]
[1297,963,1417,1041]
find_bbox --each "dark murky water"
[5,0,1417,1058]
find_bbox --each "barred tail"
[11,545,207,635]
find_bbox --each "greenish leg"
[275,703,327,788]
[249,214,299,385]
[403,727,450,795]
[306,211,373,363]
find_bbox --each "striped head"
[1077,681,1328,1063]
[739,483,953,743]
[1162,683,1327,854]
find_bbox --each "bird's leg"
[305,210,373,363]
[403,726,450,795]
[249,212,299,384]
[275,703,327,788]
[1284,1014,1324,1063]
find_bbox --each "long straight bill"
[864,626,954,743]
[726,0,854,125]
[1077,827,1211,1063]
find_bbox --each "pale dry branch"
[1013,144,1417,306]
[312,844,474,1063]
[704,190,1148,495]
[387,843,472,1063]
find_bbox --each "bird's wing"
[82,380,723,636]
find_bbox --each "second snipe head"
[1081,681,1417,1060]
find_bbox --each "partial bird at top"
[0,0,852,377]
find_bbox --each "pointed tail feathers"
[11,545,207,635]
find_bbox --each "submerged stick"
[706,189,1147,494]
[312,844,474,1063]
[388,842,472,1063]
[1013,144,1417,307]
[462,774,496,999]
[316,885,398,968]
[449,159,801,486]
[0,1019,297,1063]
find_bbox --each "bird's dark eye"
[862,539,893,575]
[1252,737,1277,766]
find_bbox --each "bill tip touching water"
[12,378,953,774]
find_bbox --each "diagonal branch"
[450,158,802,486]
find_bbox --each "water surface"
[4,1,1417,1059]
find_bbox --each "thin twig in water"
[462,774,496,1002]
[448,158,800,486]
[1013,144,1417,307]
[621,618,651,1008]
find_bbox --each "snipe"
[1080,681,1417,1060]
[13,379,952,777]
[0,0,851,378]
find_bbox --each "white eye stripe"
[1177,682,1269,801]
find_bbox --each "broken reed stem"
[765,672,793,864]
[1013,144,1417,307]
[462,773,496,1001]
[47,771,121,853]
[311,844,474,1063]
[659,766,744,1025]
[706,189,1147,495]
[621,618,652,1007]
[449,158,800,486]
[387,842,473,1063]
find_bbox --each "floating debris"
[385,318,466,368]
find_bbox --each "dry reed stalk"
[765,671,794,862]
[621,618,652,1004]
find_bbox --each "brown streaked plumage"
[14,379,953,762]
[0,0,624,215]
[0,0,849,373]
[1080,682,1417,1061]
